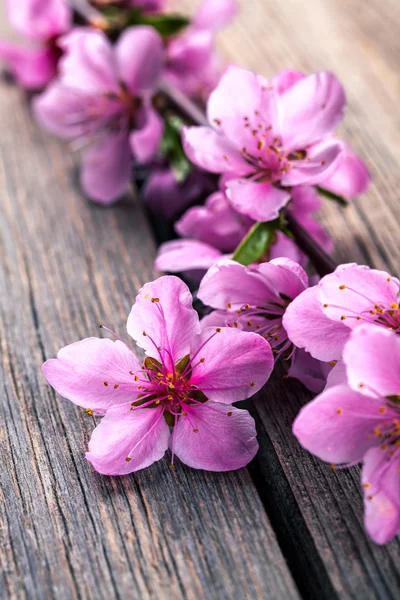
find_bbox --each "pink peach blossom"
[283,263,400,362]
[0,0,71,90]
[34,27,164,203]
[183,65,369,221]
[43,276,273,473]
[293,325,400,545]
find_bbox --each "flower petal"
[282,286,350,361]
[173,402,258,471]
[281,139,343,186]
[257,257,308,299]
[58,28,119,95]
[319,263,400,327]
[293,384,397,464]
[279,71,346,149]
[193,0,238,33]
[8,0,71,41]
[86,406,170,474]
[207,64,278,155]
[362,447,400,545]
[271,69,305,95]
[226,179,291,221]
[343,325,400,397]
[182,126,252,175]
[0,43,57,90]
[130,106,163,164]
[189,327,273,403]
[42,338,142,411]
[198,260,273,310]
[319,146,370,201]
[288,348,332,393]
[81,131,132,204]
[155,239,223,274]
[116,26,164,94]
[127,276,200,367]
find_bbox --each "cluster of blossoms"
[5,0,398,547]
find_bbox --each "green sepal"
[175,354,190,375]
[144,356,162,372]
[387,395,400,405]
[190,390,208,404]
[163,410,175,427]
[160,114,192,183]
[232,220,279,266]
[128,12,190,37]
[317,186,348,207]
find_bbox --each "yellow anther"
[213,118,221,126]
[193,429,199,433]
[387,278,391,282]
[125,457,131,462]
[329,360,337,367]
[151,297,160,303]
[341,315,347,321]
[134,375,138,381]
[367,495,374,501]
[236,310,243,314]
[323,304,329,308]
[258,140,265,150]
[227,302,232,308]
[114,384,119,389]
[359,383,364,388]
[245,304,251,309]
[103,381,109,387]
[379,407,386,414]
[336,408,343,414]
[247,321,253,327]
[330,464,337,471]
[216,328,221,333]
[339,285,346,290]
[233,322,238,327]
[381,444,388,451]
[283,374,289,379]
[85,408,93,416]
[356,316,362,320]
[250,382,255,387]
[155,399,161,405]
[390,302,399,309]
[181,411,187,416]
[169,464,176,470]
[200,358,205,363]
[167,395,173,401]
[363,482,371,488]
[227,412,233,417]
[142,331,147,336]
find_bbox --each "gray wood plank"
[0,35,299,600]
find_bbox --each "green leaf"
[175,354,190,375]
[232,220,279,266]
[144,356,162,372]
[317,186,348,207]
[126,9,190,37]
[160,114,193,183]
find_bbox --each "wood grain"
[2,0,400,598]
[0,6,299,600]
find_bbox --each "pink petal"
[155,239,223,274]
[200,310,229,329]
[320,145,370,201]
[130,106,163,164]
[319,263,400,327]
[343,326,400,397]
[207,64,278,155]
[86,406,170,474]
[289,186,334,254]
[173,402,257,471]
[116,26,164,94]
[127,276,200,368]
[193,0,238,32]
[127,0,167,12]
[189,327,273,404]
[282,286,350,361]
[362,447,400,545]
[324,361,348,390]
[81,131,132,204]
[0,42,57,90]
[182,126,251,175]
[278,71,346,150]
[271,69,305,95]
[226,179,291,221]
[7,0,71,41]
[257,257,308,299]
[167,30,214,74]
[293,384,397,464]
[282,139,343,186]
[289,348,332,393]
[42,338,142,411]
[269,231,306,266]
[198,260,273,310]
[58,29,119,95]
[33,82,87,139]
[176,191,251,252]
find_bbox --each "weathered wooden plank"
[173,0,400,597]
[0,13,299,600]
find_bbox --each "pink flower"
[182,65,369,222]
[293,325,400,545]
[283,263,400,362]
[42,276,273,473]
[33,27,165,204]
[164,0,237,100]
[0,0,71,90]
[126,0,167,11]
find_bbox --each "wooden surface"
[1,1,400,599]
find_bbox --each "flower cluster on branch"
[3,0,399,546]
